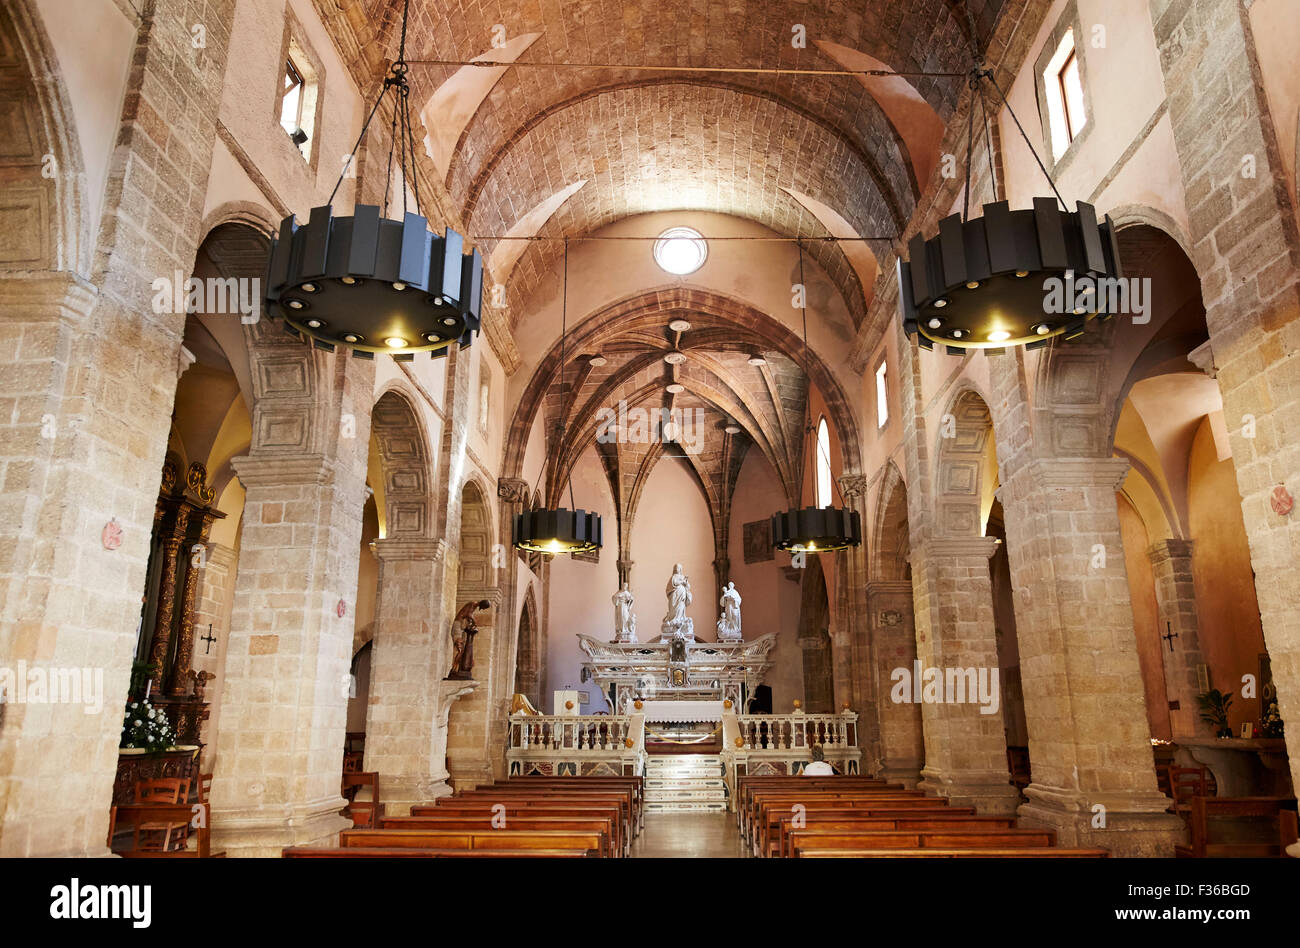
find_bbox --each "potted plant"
[120,698,176,756]
[1196,688,1234,739]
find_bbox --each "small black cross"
[1161,622,1178,653]
[201,624,217,655]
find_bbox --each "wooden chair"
[1168,766,1209,819]
[192,772,213,804]
[1174,797,1299,858]
[132,778,192,852]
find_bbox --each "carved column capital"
[497,477,531,506]
[838,474,869,502]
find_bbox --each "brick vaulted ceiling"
[325,0,1007,541]
[345,0,1007,326]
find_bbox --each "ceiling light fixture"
[668,318,692,333]
[263,0,483,361]
[664,352,687,365]
[770,239,861,555]
[666,383,685,394]
[898,66,1121,353]
[512,238,602,557]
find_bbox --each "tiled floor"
[631,812,749,858]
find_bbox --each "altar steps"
[644,755,727,813]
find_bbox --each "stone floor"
[630,812,749,858]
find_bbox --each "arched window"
[815,417,832,508]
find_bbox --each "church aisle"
[631,812,749,858]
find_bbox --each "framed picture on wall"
[743,519,773,563]
[1241,722,1255,739]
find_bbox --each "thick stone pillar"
[1152,0,1300,821]
[363,537,469,812]
[868,580,924,787]
[912,536,1020,815]
[1146,539,1210,738]
[996,456,1183,855]
[0,0,233,856]
[837,475,881,762]
[209,441,371,857]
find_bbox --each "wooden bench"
[379,814,621,857]
[795,847,1108,858]
[1174,797,1299,858]
[487,778,643,829]
[284,847,592,858]
[745,792,937,846]
[447,790,637,837]
[772,815,1014,858]
[342,771,381,828]
[756,802,975,857]
[340,827,606,856]
[413,801,628,851]
[786,827,1057,855]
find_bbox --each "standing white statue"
[612,582,637,643]
[659,563,695,641]
[716,581,743,641]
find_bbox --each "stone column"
[868,580,924,787]
[912,536,1020,815]
[1147,539,1210,738]
[0,0,234,856]
[996,456,1183,855]
[838,474,880,761]
[1152,0,1300,836]
[209,445,370,857]
[363,537,465,812]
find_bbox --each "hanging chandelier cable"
[401,58,970,80]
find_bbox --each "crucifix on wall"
[1161,621,1178,653]
[201,624,217,655]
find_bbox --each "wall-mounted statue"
[612,582,637,643]
[716,581,743,641]
[447,599,491,680]
[660,563,694,641]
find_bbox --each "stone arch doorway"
[797,556,833,714]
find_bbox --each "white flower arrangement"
[120,698,176,752]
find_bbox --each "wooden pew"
[447,790,637,838]
[1174,797,1299,858]
[735,776,902,826]
[759,804,978,857]
[340,827,605,855]
[771,814,1012,858]
[489,778,643,829]
[744,792,934,846]
[786,827,1057,855]
[379,814,621,857]
[414,801,628,854]
[284,847,592,858]
[342,771,381,828]
[796,847,1108,858]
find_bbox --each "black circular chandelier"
[512,508,602,555]
[263,0,483,360]
[512,239,604,556]
[899,67,1122,353]
[772,506,861,554]
[769,240,862,555]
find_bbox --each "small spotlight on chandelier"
[263,0,483,361]
[769,240,862,556]
[898,67,1121,353]
[512,238,603,557]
